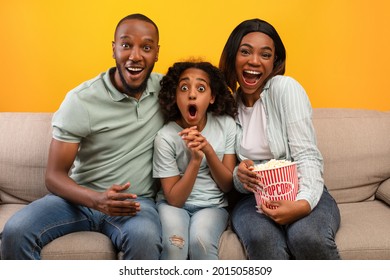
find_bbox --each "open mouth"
[126,67,143,76]
[189,105,197,117]
[243,70,261,85]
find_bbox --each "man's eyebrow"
[119,35,155,43]
[144,38,155,43]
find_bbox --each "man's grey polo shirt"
[52,68,164,198]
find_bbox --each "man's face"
[112,19,159,98]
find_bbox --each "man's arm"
[45,138,140,216]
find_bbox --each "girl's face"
[235,32,275,97]
[175,68,215,130]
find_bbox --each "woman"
[219,18,341,259]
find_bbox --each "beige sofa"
[1,108,390,260]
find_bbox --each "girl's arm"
[160,156,202,208]
[154,129,203,208]
[203,146,236,193]
[180,126,236,193]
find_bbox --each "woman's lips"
[243,70,261,85]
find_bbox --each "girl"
[153,61,237,259]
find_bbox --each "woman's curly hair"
[159,60,238,124]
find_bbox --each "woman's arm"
[281,77,324,210]
[260,76,323,224]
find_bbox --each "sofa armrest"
[376,178,390,206]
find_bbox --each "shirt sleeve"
[279,77,324,209]
[153,130,180,178]
[52,91,91,143]
[225,116,237,154]
[233,166,250,194]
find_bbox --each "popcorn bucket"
[254,161,298,210]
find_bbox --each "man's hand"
[95,182,140,216]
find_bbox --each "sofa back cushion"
[312,108,390,204]
[1,109,389,206]
[0,113,52,204]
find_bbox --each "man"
[1,14,163,259]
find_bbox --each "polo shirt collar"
[103,67,156,102]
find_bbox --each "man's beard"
[117,63,153,97]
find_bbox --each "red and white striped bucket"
[254,162,298,210]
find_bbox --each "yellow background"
[1,0,389,112]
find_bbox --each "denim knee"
[1,210,39,259]
[120,199,162,260]
[287,228,340,259]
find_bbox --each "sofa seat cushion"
[0,204,25,232]
[41,231,117,260]
[336,201,390,259]
[219,200,390,260]
[376,178,390,205]
[219,227,247,259]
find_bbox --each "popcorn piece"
[253,159,292,171]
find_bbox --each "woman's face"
[235,32,275,96]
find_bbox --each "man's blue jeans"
[157,200,228,260]
[1,194,161,259]
[231,187,341,259]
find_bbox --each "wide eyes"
[180,85,189,91]
[120,43,152,52]
[179,84,206,92]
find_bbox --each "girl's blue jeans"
[157,200,228,260]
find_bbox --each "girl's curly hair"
[159,60,238,124]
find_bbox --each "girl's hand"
[237,159,259,193]
[179,126,208,160]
